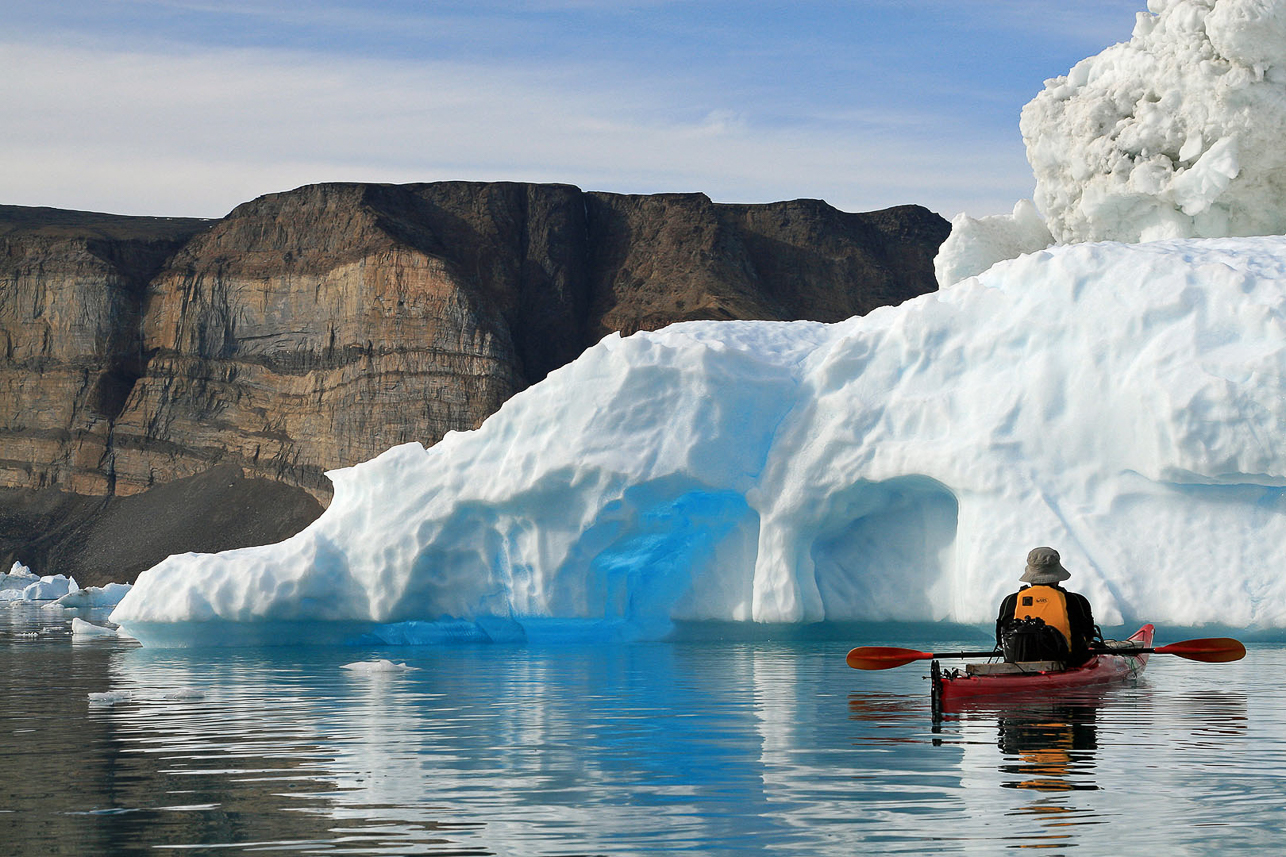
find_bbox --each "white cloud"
[1,39,1032,218]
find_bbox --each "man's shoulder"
[1064,590,1094,613]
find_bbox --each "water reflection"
[911,676,1260,850]
[93,643,807,854]
[994,705,1099,793]
[847,690,929,736]
[5,607,1285,856]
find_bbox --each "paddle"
[846,637,1246,670]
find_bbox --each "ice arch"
[810,476,959,623]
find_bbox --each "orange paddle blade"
[1153,637,1246,663]
[845,646,933,670]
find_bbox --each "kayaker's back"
[996,548,1098,665]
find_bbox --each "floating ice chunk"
[88,691,133,705]
[159,688,205,700]
[342,659,416,674]
[71,618,120,638]
[56,583,133,609]
[20,575,79,602]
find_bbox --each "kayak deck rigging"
[931,624,1155,715]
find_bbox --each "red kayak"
[932,624,1154,711]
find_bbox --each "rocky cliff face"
[0,183,948,581]
[0,207,212,496]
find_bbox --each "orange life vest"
[1011,584,1072,646]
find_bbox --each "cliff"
[0,183,948,582]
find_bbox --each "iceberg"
[1,561,38,595]
[1,573,79,603]
[112,235,1286,645]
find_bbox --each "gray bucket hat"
[1020,546,1071,584]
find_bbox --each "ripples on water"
[2,605,1285,855]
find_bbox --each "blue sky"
[3,0,1146,219]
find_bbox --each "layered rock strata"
[0,206,212,496]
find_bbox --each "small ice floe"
[87,686,202,705]
[159,688,206,701]
[55,583,132,609]
[71,618,121,638]
[342,659,416,674]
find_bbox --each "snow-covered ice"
[937,0,1286,286]
[934,200,1054,290]
[3,561,36,584]
[112,236,1286,645]
[1026,0,1282,245]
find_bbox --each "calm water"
[3,605,1285,856]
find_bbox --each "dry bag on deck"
[1001,617,1070,663]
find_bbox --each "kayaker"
[995,547,1098,665]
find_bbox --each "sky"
[2,0,1148,220]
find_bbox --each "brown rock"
[0,464,323,588]
[0,206,212,495]
[0,184,948,582]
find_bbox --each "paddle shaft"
[876,641,1238,660]
[846,637,1245,670]
[893,646,1151,661]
